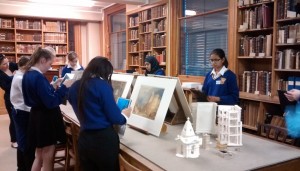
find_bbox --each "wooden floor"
[0,114,65,171]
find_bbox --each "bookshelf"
[236,0,279,131]
[236,0,300,132]
[0,16,68,69]
[126,2,167,74]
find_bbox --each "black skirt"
[28,106,66,148]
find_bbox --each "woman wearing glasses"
[202,48,239,105]
[0,54,18,148]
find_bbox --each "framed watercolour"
[128,76,177,136]
[111,73,134,101]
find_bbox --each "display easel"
[153,75,192,125]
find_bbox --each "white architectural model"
[218,105,243,146]
[175,118,202,158]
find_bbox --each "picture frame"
[111,73,134,101]
[128,76,177,136]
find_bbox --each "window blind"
[180,0,228,76]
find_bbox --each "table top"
[60,103,300,171]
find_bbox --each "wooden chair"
[53,143,67,170]
[65,119,80,171]
[119,153,142,171]
[258,115,295,145]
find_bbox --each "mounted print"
[128,76,177,136]
[111,73,134,101]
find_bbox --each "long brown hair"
[24,47,54,71]
[77,56,113,119]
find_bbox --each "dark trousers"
[78,127,120,171]
[12,109,35,171]
[4,100,17,142]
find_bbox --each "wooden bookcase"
[0,16,68,69]
[126,2,167,74]
[236,0,300,131]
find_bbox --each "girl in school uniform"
[10,56,34,171]
[68,56,131,171]
[61,51,84,77]
[0,54,18,148]
[144,55,165,76]
[202,48,239,105]
[22,47,73,171]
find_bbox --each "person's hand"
[122,107,132,118]
[285,89,300,102]
[63,79,75,88]
[207,96,220,102]
[51,78,63,89]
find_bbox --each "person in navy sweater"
[0,54,18,148]
[22,47,73,171]
[202,49,239,105]
[144,55,165,76]
[61,51,84,77]
[68,56,131,171]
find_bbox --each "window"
[180,0,228,76]
[110,11,126,70]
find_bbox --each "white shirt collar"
[211,66,228,79]
[67,63,81,70]
[31,66,42,74]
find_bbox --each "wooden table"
[60,103,300,171]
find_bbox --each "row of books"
[277,24,300,44]
[139,9,151,22]
[154,50,166,65]
[239,34,272,57]
[0,32,14,41]
[238,0,272,6]
[239,4,273,30]
[153,20,165,32]
[275,49,300,69]
[240,100,259,128]
[141,23,151,33]
[151,5,167,18]
[16,33,42,42]
[131,55,140,65]
[0,18,13,28]
[0,45,14,53]
[278,76,300,91]
[129,42,139,52]
[15,20,41,30]
[277,0,300,19]
[46,45,67,54]
[153,34,166,47]
[43,21,66,32]
[16,44,41,53]
[53,56,66,64]
[44,33,67,43]
[239,70,271,95]
[129,30,138,39]
[140,34,151,51]
[128,16,139,27]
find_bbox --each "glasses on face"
[210,58,221,63]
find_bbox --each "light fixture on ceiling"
[28,0,95,7]
[185,10,196,16]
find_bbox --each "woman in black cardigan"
[0,54,18,148]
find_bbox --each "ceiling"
[0,0,155,21]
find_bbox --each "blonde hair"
[67,51,78,62]
[24,47,55,71]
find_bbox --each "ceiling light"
[29,0,95,7]
[185,10,196,16]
